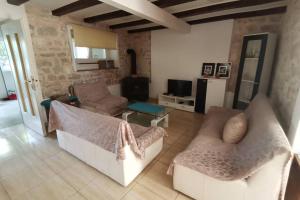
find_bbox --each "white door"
[1,20,44,135]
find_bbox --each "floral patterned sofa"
[168,94,293,200]
[74,79,128,116]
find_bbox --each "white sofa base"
[57,130,163,186]
[173,153,290,200]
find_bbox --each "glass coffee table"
[122,102,173,127]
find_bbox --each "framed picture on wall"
[202,63,216,77]
[216,63,231,79]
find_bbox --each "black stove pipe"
[127,49,137,75]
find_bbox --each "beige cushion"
[223,113,247,144]
[74,80,111,103]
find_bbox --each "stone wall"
[115,30,131,78]
[228,14,284,93]
[25,4,130,98]
[128,32,151,77]
[270,0,300,131]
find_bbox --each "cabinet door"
[233,34,268,109]
[206,79,226,113]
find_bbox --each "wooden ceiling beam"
[128,25,164,33]
[111,0,285,29]
[174,0,284,18]
[84,0,196,23]
[52,0,102,16]
[154,0,195,8]
[84,10,130,23]
[92,0,191,33]
[7,0,29,6]
[188,6,286,24]
[110,19,151,29]
[128,6,287,33]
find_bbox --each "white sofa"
[170,95,292,200]
[173,153,290,200]
[48,101,165,187]
[57,130,163,186]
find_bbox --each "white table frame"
[122,111,169,127]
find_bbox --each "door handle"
[29,79,37,91]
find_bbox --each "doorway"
[0,20,44,135]
[0,28,23,129]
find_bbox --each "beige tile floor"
[0,110,204,200]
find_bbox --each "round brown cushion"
[223,113,247,144]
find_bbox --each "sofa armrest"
[135,127,166,151]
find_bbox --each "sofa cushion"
[80,104,109,116]
[193,107,241,142]
[95,95,127,116]
[74,80,111,103]
[223,113,247,144]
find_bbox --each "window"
[75,47,89,59]
[91,48,106,59]
[67,25,119,71]
[74,47,107,60]
[0,39,11,72]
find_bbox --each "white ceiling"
[28,0,287,31]
[125,0,287,31]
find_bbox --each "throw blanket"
[48,101,166,160]
[167,95,292,199]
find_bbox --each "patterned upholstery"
[74,80,128,116]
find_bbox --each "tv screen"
[168,79,192,97]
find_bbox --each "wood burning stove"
[121,49,149,102]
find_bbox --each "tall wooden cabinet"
[233,33,277,109]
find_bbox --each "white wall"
[150,20,233,98]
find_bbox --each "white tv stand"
[158,94,195,112]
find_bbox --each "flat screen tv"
[168,79,192,97]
